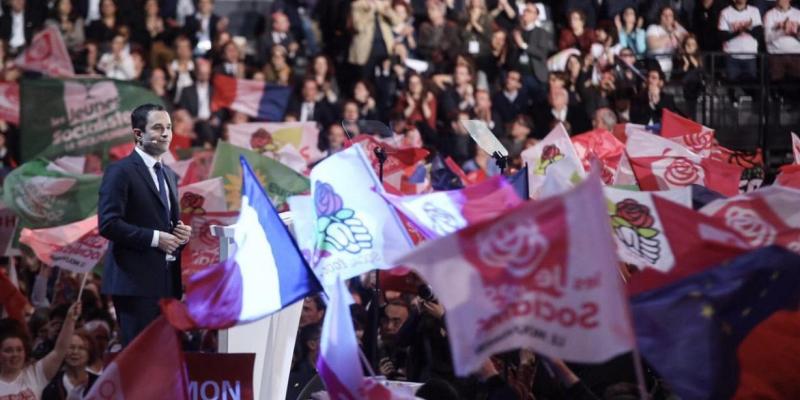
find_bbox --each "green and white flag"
[2,159,101,228]
[21,78,163,161]
[210,140,310,210]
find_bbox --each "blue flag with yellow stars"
[630,246,800,400]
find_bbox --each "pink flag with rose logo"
[700,186,800,254]
[521,123,585,199]
[626,130,743,196]
[571,128,624,184]
[394,174,635,375]
[15,25,74,77]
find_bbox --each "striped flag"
[212,75,291,121]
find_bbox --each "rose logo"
[724,206,776,247]
[314,181,373,254]
[534,145,565,175]
[25,31,53,63]
[250,128,277,154]
[477,220,549,278]
[180,192,206,215]
[610,198,661,264]
[422,202,461,235]
[683,131,714,153]
[664,157,701,186]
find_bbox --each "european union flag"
[630,246,800,400]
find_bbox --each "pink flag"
[395,174,635,375]
[227,121,323,173]
[0,82,19,124]
[381,176,523,239]
[626,130,742,196]
[776,164,800,189]
[178,177,227,214]
[85,317,188,400]
[792,132,800,164]
[19,215,98,265]
[49,227,108,274]
[15,26,74,76]
[521,124,585,199]
[571,128,624,184]
[353,134,430,194]
[317,278,364,399]
[700,186,800,253]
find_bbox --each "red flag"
[0,269,28,323]
[571,128,624,184]
[85,317,188,400]
[180,211,239,279]
[0,82,19,124]
[661,108,705,138]
[777,164,800,189]
[14,25,74,77]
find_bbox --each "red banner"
[181,212,239,279]
[186,353,255,400]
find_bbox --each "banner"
[180,211,239,278]
[21,78,163,161]
[50,227,108,274]
[185,353,255,400]
[227,122,323,174]
[209,141,309,211]
[3,159,101,228]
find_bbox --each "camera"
[417,284,436,302]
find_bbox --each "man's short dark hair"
[131,103,166,132]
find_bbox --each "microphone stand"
[370,145,387,373]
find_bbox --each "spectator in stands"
[396,72,437,129]
[533,87,591,137]
[167,36,195,104]
[134,0,170,58]
[85,0,121,46]
[378,300,410,380]
[183,0,220,55]
[178,58,215,145]
[262,45,293,86]
[502,114,534,159]
[286,323,321,400]
[478,28,509,86]
[559,9,596,53]
[474,89,504,136]
[763,0,800,83]
[613,46,642,92]
[593,106,618,132]
[299,295,326,328]
[76,40,102,75]
[257,11,298,67]
[41,329,100,399]
[591,22,618,71]
[693,0,726,51]
[213,40,245,78]
[441,62,477,119]
[673,34,704,119]
[492,69,529,129]
[0,303,80,399]
[98,34,136,80]
[718,0,762,87]
[349,0,398,78]
[325,123,348,155]
[615,6,647,57]
[391,1,417,55]
[647,6,689,78]
[461,0,493,60]
[488,0,517,32]
[418,0,462,74]
[46,0,86,55]
[630,67,678,125]
[352,80,380,120]
[0,0,45,55]
[512,2,554,103]
[564,54,588,105]
[308,54,340,105]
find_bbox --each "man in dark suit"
[0,0,45,54]
[288,79,336,131]
[533,87,591,138]
[98,104,191,346]
[183,0,220,53]
[256,11,299,67]
[492,69,530,129]
[511,3,554,104]
[178,59,218,146]
[630,68,680,126]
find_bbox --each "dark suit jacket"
[492,90,530,128]
[183,13,220,48]
[177,83,212,119]
[0,10,43,47]
[629,92,679,126]
[287,99,336,130]
[514,25,555,84]
[99,150,182,298]
[532,105,591,138]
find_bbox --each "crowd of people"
[2,0,800,399]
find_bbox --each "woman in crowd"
[86,0,122,46]
[41,329,100,399]
[559,9,595,53]
[307,54,340,105]
[0,303,81,399]
[615,6,646,57]
[45,0,85,56]
[673,34,704,119]
[646,6,688,78]
[395,72,436,129]
[263,45,293,86]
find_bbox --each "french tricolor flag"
[161,156,322,330]
[211,75,292,121]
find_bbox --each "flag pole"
[76,272,89,301]
[370,146,387,373]
[632,347,650,400]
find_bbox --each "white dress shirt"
[86,0,101,24]
[300,102,315,122]
[196,82,210,119]
[10,12,25,48]
[135,146,171,247]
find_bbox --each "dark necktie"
[153,162,170,221]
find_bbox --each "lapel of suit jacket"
[130,150,170,211]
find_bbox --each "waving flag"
[382,176,523,239]
[309,145,414,285]
[0,270,28,323]
[211,75,291,121]
[317,278,364,399]
[571,128,624,184]
[226,121,323,174]
[353,134,430,194]
[178,177,227,214]
[395,174,635,375]
[776,164,800,189]
[630,246,800,400]
[161,157,322,330]
[700,186,800,253]
[19,215,97,265]
[85,317,188,399]
[0,82,19,124]
[15,26,74,77]
[792,132,800,164]
[626,130,742,196]
[521,124,585,199]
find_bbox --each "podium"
[210,211,301,400]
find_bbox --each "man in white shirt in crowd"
[98,34,137,80]
[763,0,800,83]
[718,0,763,84]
